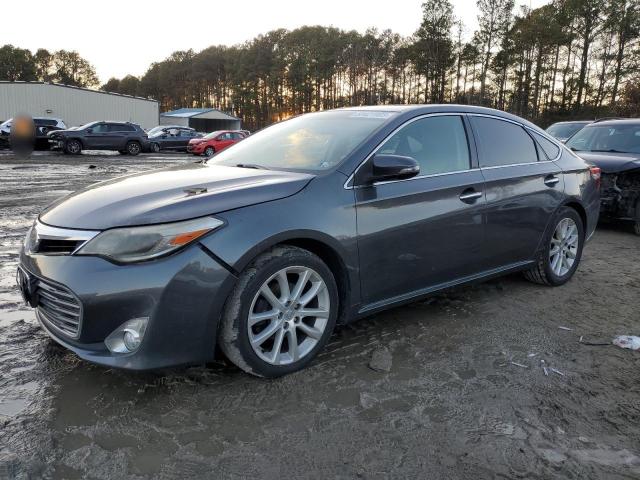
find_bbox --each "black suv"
[1,117,67,150]
[48,121,149,156]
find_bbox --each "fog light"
[105,317,149,354]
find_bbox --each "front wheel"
[524,207,584,286]
[65,139,82,155]
[150,142,160,153]
[204,146,215,157]
[633,200,640,236]
[219,246,338,378]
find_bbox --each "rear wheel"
[219,246,338,378]
[524,207,584,286]
[125,141,141,156]
[65,139,82,155]
[204,146,215,157]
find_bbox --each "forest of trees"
[1,0,639,129]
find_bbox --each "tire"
[633,200,640,236]
[219,246,339,378]
[150,142,160,153]
[204,146,215,157]
[125,141,141,156]
[524,206,585,286]
[65,139,82,155]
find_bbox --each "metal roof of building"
[161,108,240,120]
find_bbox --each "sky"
[2,0,550,83]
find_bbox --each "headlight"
[76,216,223,263]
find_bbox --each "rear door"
[354,114,487,307]
[106,123,133,149]
[469,115,564,269]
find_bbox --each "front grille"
[35,277,82,338]
[36,239,84,254]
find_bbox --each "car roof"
[584,118,640,127]
[549,120,593,125]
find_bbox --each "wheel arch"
[533,198,588,257]
[216,230,355,325]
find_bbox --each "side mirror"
[86,128,93,133]
[365,154,420,183]
[161,134,167,138]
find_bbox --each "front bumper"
[187,143,205,154]
[48,138,65,150]
[19,244,237,370]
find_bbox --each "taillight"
[589,166,601,188]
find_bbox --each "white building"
[0,81,159,129]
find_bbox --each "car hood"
[574,151,640,174]
[40,163,315,230]
[47,128,78,137]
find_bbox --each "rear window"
[471,117,538,167]
[532,132,560,159]
[546,122,588,139]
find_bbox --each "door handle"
[544,175,560,187]
[459,189,483,204]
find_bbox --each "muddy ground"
[0,151,639,479]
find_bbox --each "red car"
[187,130,247,156]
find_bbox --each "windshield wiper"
[235,163,269,170]
[589,149,629,154]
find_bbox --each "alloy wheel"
[128,142,140,155]
[549,217,579,277]
[248,266,330,366]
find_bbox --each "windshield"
[546,122,588,139]
[147,126,165,136]
[1,118,13,129]
[77,122,98,130]
[566,124,640,154]
[204,131,223,140]
[206,110,394,172]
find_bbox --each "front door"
[85,123,110,148]
[355,114,486,308]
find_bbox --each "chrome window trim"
[344,112,474,189]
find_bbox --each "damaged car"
[566,119,640,234]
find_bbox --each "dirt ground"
[1,151,639,480]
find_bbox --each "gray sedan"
[18,105,600,377]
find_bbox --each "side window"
[92,123,109,133]
[108,123,134,132]
[471,117,538,167]
[377,115,470,176]
[531,131,560,159]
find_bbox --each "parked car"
[1,117,67,149]
[566,119,640,234]
[48,121,149,156]
[546,120,592,142]
[187,130,246,156]
[18,105,600,377]
[148,126,202,152]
